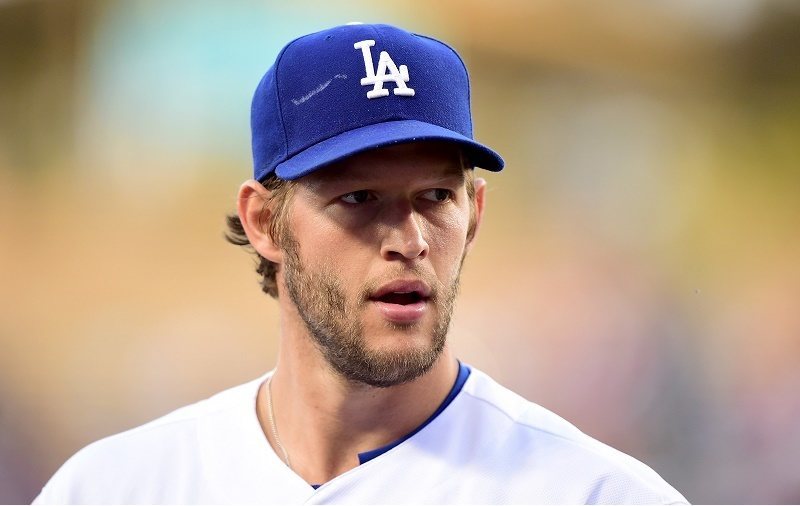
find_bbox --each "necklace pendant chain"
[266,373,292,470]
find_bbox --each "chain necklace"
[266,374,292,470]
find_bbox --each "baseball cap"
[251,22,505,181]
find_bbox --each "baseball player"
[35,23,688,504]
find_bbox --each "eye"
[340,190,374,204]
[420,188,453,202]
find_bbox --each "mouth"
[368,280,432,323]
[373,291,426,305]
[370,279,431,304]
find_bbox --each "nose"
[380,204,429,261]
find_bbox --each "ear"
[466,177,487,251]
[237,179,283,263]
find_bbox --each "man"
[35,23,687,504]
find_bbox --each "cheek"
[423,211,470,261]
[291,215,373,277]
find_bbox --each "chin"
[368,326,444,357]
[366,318,428,339]
[368,330,431,352]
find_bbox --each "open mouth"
[373,291,426,305]
[369,281,431,322]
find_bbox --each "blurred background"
[1,0,799,503]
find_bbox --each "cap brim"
[274,120,504,180]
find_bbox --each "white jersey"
[34,367,687,504]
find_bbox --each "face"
[279,142,482,388]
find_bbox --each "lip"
[370,279,432,299]
[370,299,428,323]
[369,279,432,324]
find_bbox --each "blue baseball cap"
[251,22,505,181]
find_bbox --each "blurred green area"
[2,0,799,503]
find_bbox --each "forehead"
[301,141,466,188]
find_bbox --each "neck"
[256,324,459,485]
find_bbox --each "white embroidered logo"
[353,39,415,99]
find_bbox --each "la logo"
[354,39,415,99]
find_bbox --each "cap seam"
[272,44,294,167]
[416,33,473,135]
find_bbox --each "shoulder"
[451,368,688,504]
[34,375,267,504]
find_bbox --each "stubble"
[282,232,462,388]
